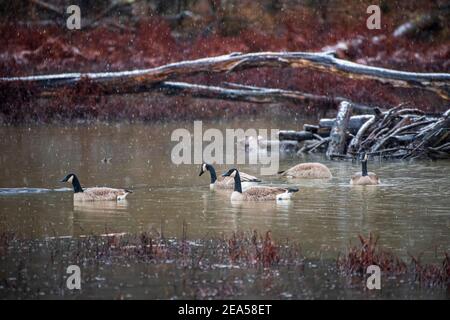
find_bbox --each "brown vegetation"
[337,233,407,275]
[0,0,449,123]
[337,232,449,287]
[1,229,448,299]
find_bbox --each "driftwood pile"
[279,102,450,160]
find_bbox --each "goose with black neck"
[61,173,132,201]
[350,153,380,185]
[222,168,299,201]
[199,163,261,190]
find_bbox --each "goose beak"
[199,170,204,176]
[222,172,230,177]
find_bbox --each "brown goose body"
[350,173,380,185]
[61,173,132,201]
[350,153,380,186]
[280,163,332,179]
[231,186,296,201]
[74,187,131,201]
[223,168,299,201]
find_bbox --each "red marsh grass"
[0,230,448,300]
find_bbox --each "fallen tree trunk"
[2,51,449,99]
[319,115,375,135]
[159,81,343,106]
[278,130,316,142]
[326,101,353,157]
[279,114,381,144]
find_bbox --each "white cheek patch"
[202,164,207,171]
[68,176,74,183]
[230,171,236,178]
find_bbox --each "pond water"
[1,115,449,262]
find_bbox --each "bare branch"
[2,51,449,99]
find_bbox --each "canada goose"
[278,162,332,179]
[222,168,299,201]
[61,173,132,201]
[199,163,261,190]
[350,153,380,185]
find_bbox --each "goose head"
[199,163,208,176]
[61,173,76,183]
[61,173,83,193]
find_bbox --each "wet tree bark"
[326,101,353,158]
[2,51,449,99]
[283,106,450,161]
[278,131,316,141]
[319,115,375,134]
[158,81,344,106]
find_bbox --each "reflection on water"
[0,118,449,260]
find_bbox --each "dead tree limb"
[130,81,373,110]
[319,115,374,135]
[326,101,353,158]
[2,51,449,99]
[299,138,330,154]
[158,81,339,105]
[223,82,374,113]
[404,111,450,159]
[278,130,316,141]
[348,108,383,154]
[30,0,63,16]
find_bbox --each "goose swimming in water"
[61,173,132,201]
[199,163,261,190]
[278,162,332,179]
[350,153,380,185]
[222,168,299,201]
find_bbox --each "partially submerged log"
[303,124,319,134]
[319,115,375,135]
[278,130,315,142]
[326,101,353,158]
[2,51,449,99]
